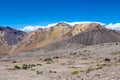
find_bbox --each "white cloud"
[20,26,43,31]
[106,23,120,30]
[20,21,105,31]
[65,21,105,26]
[47,23,58,27]
[20,23,58,32]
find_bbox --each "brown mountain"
[68,24,120,45]
[9,23,120,54]
[0,26,27,55]
[0,26,27,45]
[38,23,120,52]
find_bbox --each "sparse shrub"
[7,65,21,70]
[36,70,39,74]
[53,56,60,59]
[49,70,57,73]
[86,68,93,73]
[44,57,53,61]
[22,64,35,70]
[44,57,54,64]
[14,65,21,70]
[49,70,53,73]
[69,52,77,55]
[80,70,84,72]
[46,61,52,64]
[69,66,77,69]
[37,64,42,66]
[36,70,42,74]
[29,68,36,71]
[71,70,79,75]
[29,64,36,67]
[12,61,16,63]
[96,66,102,69]
[96,64,102,69]
[96,64,101,66]
[53,71,57,73]
[22,64,28,69]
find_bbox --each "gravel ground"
[0,42,120,80]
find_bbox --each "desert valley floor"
[0,42,120,80]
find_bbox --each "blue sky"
[0,0,120,31]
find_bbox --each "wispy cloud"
[20,21,105,31]
[106,23,120,30]
[65,21,105,26]
[21,26,42,31]
[20,23,57,31]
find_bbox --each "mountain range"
[0,23,120,54]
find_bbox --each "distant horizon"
[0,21,120,32]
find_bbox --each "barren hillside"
[10,23,120,54]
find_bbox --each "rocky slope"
[9,23,120,54]
[0,26,26,54]
[0,30,9,55]
[0,26,26,45]
[68,24,120,45]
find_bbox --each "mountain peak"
[55,22,70,27]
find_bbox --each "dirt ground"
[0,42,120,80]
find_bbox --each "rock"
[104,58,111,62]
